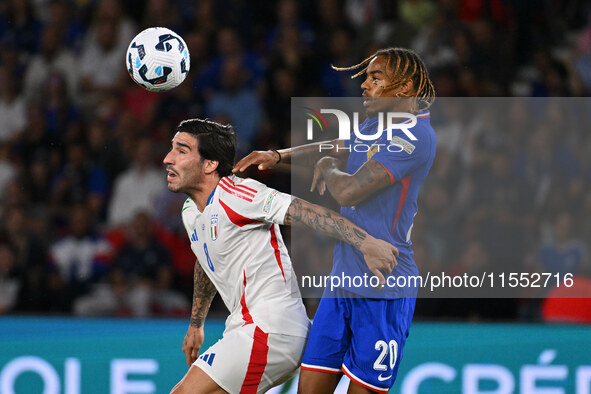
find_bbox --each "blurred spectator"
[1,207,52,312]
[420,181,457,263]
[121,81,161,129]
[75,211,188,317]
[0,143,17,199]
[321,28,359,96]
[0,0,42,55]
[538,211,588,278]
[399,0,436,33]
[1,179,30,219]
[183,30,213,79]
[447,240,517,320]
[206,58,263,155]
[196,27,266,94]
[50,204,112,306]
[0,66,26,144]
[575,21,591,94]
[531,52,573,96]
[153,72,204,132]
[41,72,81,139]
[582,191,591,252]
[77,0,135,109]
[45,0,86,51]
[86,121,128,183]
[516,122,581,210]
[315,0,353,53]
[107,137,166,228]
[263,67,297,147]
[150,201,196,294]
[153,189,187,233]
[140,0,182,32]
[471,150,530,269]
[22,24,77,103]
[14,104,58,175]
[266,0,314,51]
[25,151,56,207]
[191,0,218,39]
[268,26,321,95]
[412,10,457,69]
[0,242,20,315]
[51,140,109,222]
[345,0,380,30]
[449,240,492,278]
[0,37,26,82]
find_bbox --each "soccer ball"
[126,27,190,92]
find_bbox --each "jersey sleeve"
[218,176,293,225]
[370,132,430,183]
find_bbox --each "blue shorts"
[301,289,415,393]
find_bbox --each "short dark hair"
[176,119,237,177]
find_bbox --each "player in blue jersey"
[233,47,436,393]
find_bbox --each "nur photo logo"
[304,108,419,141]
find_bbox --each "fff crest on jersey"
[210,214,218,241]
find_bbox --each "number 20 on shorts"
[374,339,399,372]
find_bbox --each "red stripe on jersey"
[235,184,258,194]
[269,224,285,282]
[240,270,253,325]
[220,178,256,198]
[220,200,262,227]
[222,177,258,194]
[219,183,253,202]
[376,161,395,185]
[391,177,411,236]
[240,326,269,393]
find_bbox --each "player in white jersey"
[165,119,399,394]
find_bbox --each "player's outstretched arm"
[182,260,217,367]
[311,157,391,206]
[232,139,348,173]
[284,198,398,284]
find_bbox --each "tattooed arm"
[182,260,217,367]
[284,198,398,284]
[189,260,217,328]
[311,158,391,207]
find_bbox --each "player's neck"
[188,175,221,212]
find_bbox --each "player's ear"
[398,79,415,96]
[203,159,219,175]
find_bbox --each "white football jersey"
[181,175,310,338]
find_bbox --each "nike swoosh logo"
[378,374,392,381]
[354,138,362,143]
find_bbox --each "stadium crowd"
[0,0,589,321]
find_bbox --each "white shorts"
[194,324,307,393]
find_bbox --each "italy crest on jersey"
[210,214,218,240]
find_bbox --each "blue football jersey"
[330,111,437,298]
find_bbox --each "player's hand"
[360,237,399,286]
[310,163,326,195]
[311,157,341,195]
[182,325,205,367]
[233,150,280,173]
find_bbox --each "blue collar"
[206,187,216,206]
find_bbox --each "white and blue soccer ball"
[126,27,190,92]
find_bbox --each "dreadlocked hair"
[333,47,436,112]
